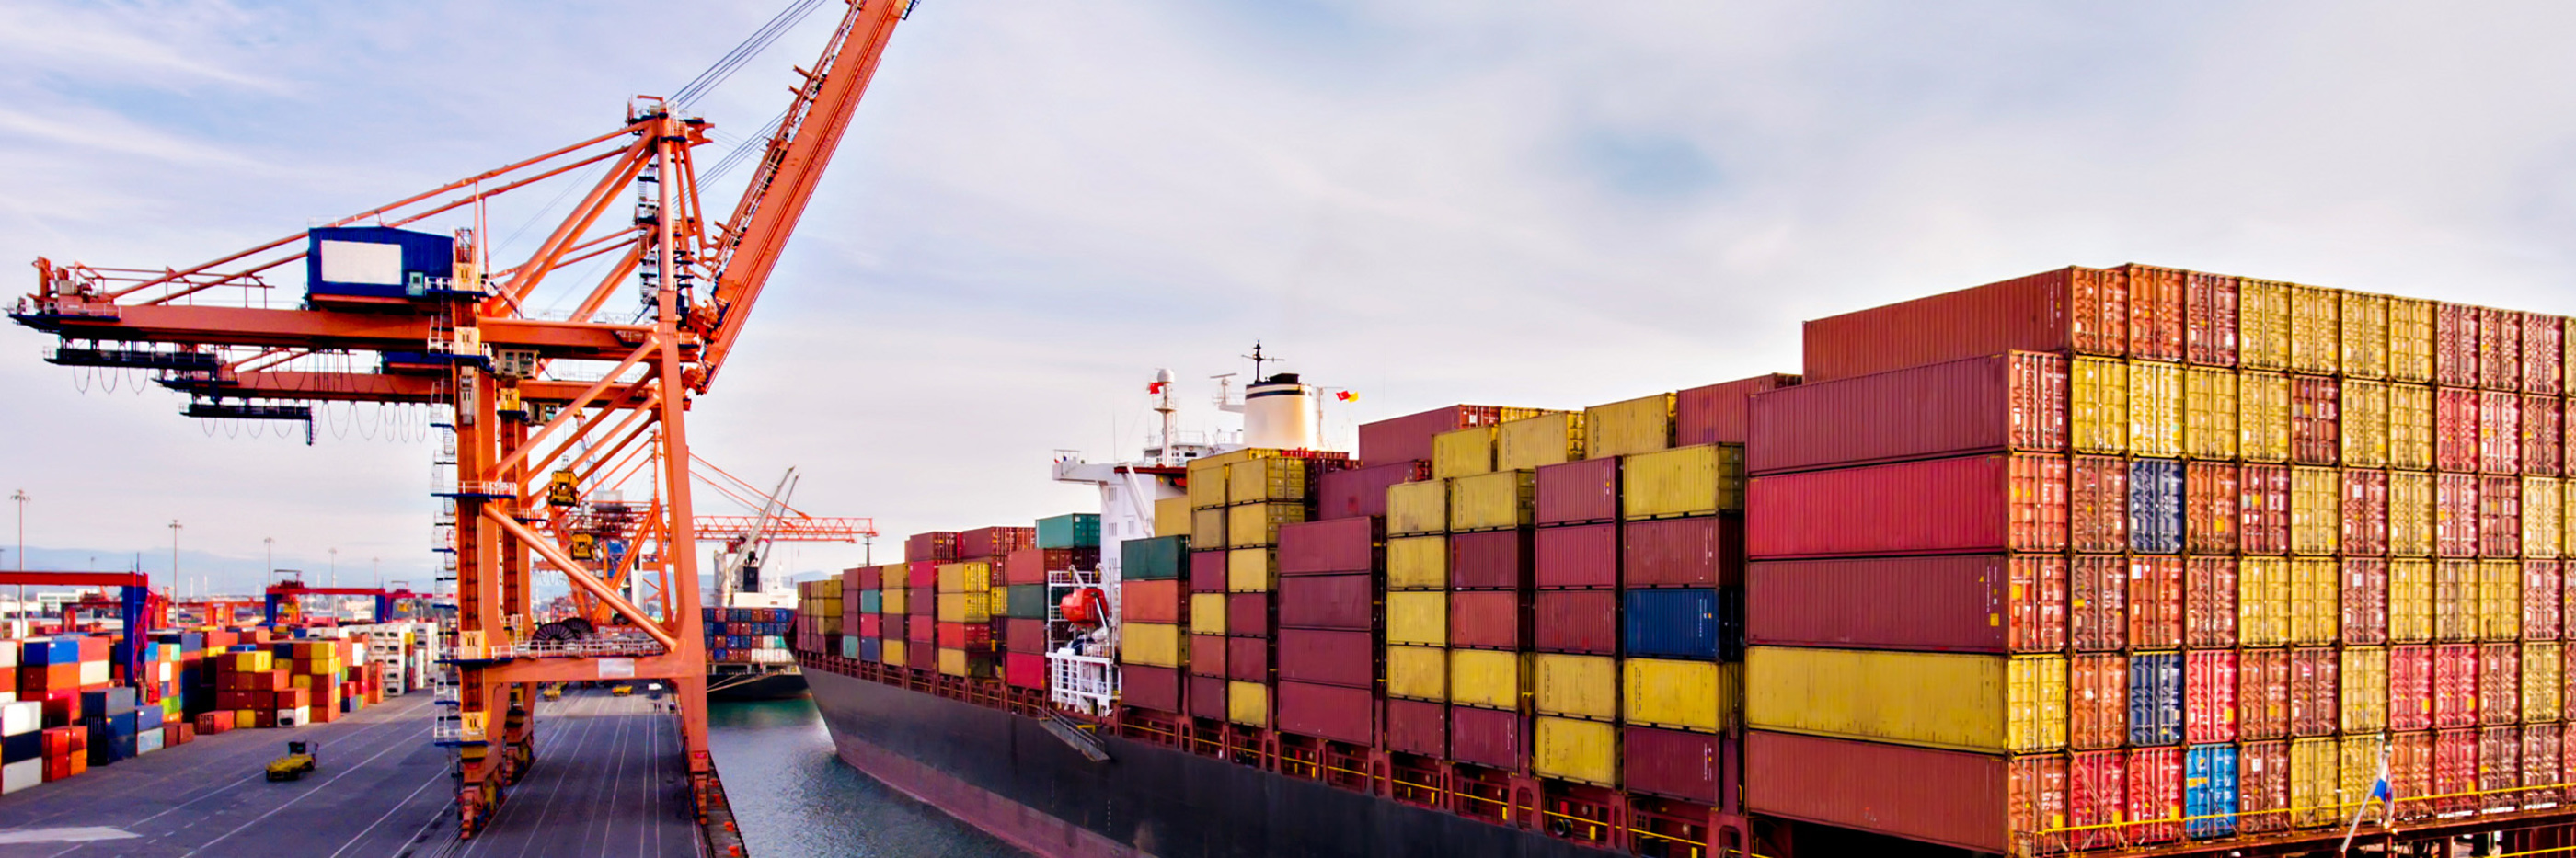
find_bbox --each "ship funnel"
[1243,372,1317,450]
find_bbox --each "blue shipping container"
[305,226,455,299]
[2129,458,2184,554]
[858,637,881,662]
[1038,513,1103,549]
[2184,744,2238,838]
[2128,652,2183,746]
[1624,589,1719,659]
[24,638,79,666]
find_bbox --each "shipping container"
[2529,315,2565,395]
[1276,630,1375,689]
[1431,426,1497,480]
[1386,481,1447,536]
[2072,455,2130,554]
[1451,529,1532,589]
[2289,375,2340,466]
[1494,412,1583,472]
[2344,646,2390,734]
[1747,555,2065,653]
[2130,556,2184,649]
[2530,482,2565,560]
[1623,517,1739,589]
[1276,517,1379,576]
[1621,726,1731,805]
[1586,394,1675,460]
[2132,458,2185,554]
[1316,461,1427,521]
[1535,457,1618,527]
[1622,445,1746,519]
[1624,658,1742,734]
[1448,590,1526,650]
[1800,266,2127,383]
[1386,592,1445,647]
[1276,574,1373,630]
[2438,475,2480,559]
[2390,296,2438,384]
[2345,470,2391,557]
[1229,458,1312,505]
[2184,743,2239,840]
[1227,593,1270,639]
[1533,654,1617,721]
[2068,749,2129,851]
[2391,561,2435,645]
[1386,699,1445,758]
[2239,556,2289,648]
[2184,366,2240,460]
[1358,405,1523,467]
[1533,523,1615,589]
[1746,352,2064,475]
[1744,647,2063,753]
[2188,556,2238,648]
[1386,535,1445,589]
[2481,479,2523,561]
[2292,647,2340,738]
[1275,681,1374,745]
[1119,623,1186,669]
[2525,640,2562,723]
[1625,588,1720,659]
[2072,356,2131,454]
[2438,387,2481,473]
[1742,730,2068,856]
[1225,547,1277,593]
[2343,379,2390,468]
[2127,745,2185,845]
[2434,728,2477,816]
[2388,383,2434,472]
[2483,307,2525,393]
[1674,373,1802,447]
[1746,452,2068,558]
[1228,680,1269,727]
[2072,555,2129,652]
[2391,471,2435,558]
[2529,560,2564,640]
[2186,461,2239,555]
[2186,270,2240,367]
[2481,642,2522,726]
[2132,360,2187,459]
[1533,715,1617,786]
[1448,470,1534,532]
[2288,736,2339,829]
[2127,264,2188,362]
[1385,646,1445,701]
[2240,278,2291,372]
[1447,649,1528,711]
[2237,739,2290,834]
[1189,593,1226,635]
[1227,636,1267,681]
[2240,371,2292,463]
[2185,650,2237,745]
[1534,589,1617,654]
[2483,392,2524,475]
[2528,395,2564,477]
[2344,557,2389,646]
[2071,652,2129,751]
[2287,283,2340,376]
[2526,724,2563,806]
[1226,502,1305,548]
[2342,291,2391,379]
[2129,651,2183,746]
[2479,725,2521,811]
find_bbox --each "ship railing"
[453,635,668,660]
[1047,651,1119,716]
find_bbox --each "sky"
[4,1,2575,595]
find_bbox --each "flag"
[2340,738,2394,853]
[1147,381,1168,395]
[1334,390,1359,402]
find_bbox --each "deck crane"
[715,467,798,607]
[8,0,914,835]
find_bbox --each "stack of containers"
[1608,390,1754,804]
[1385,463,1451,755]
[1118,532,1189,713]
[877,562,910,668]
[1425,418,1541,777]
[845,565,881,663]
[934,538,1008,679]
[907,532,949,669]
[1,697,40,793]
[1008,513,1101,690]
[708,607,794,664]
[1275,498,1385,747]
[20,636,108,730]
[809,578,845,660]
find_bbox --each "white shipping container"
[0,759,38,795]
[1,702,37,737]
[0,642,17,669]
[76,661,109,687]
[136,730,163,755]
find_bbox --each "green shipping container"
[1006,584,1050,619]
[1121,535,1188,580]
[1037,513,1102,549]
[839,636,860,659]
[858,590,881,614]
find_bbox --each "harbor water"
[709,696,1029,858]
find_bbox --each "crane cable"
[670,0,834,109]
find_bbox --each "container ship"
[792,264,2576,857]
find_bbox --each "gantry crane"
[9,0,911,835]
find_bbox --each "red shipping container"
[959,526,1036,560]
[2185,270,2240,367]
[1675,373,1801,447]
[2526,724,2563,806]
[2483,391,2524,475]
[909,585,935,617]
[1386,699,1446,758]
[1745,352,2066,475]
[1449,705,1526,772]
[2125,746,2183,845]
[2239,648,2291,741]
[1800,266,2127,383]
[2128,556,2182,649]
[857,614,882,638]
[1121,579,1182,623]
[1534,523,1616,589]
[2185,649,2237,744]
[2435,643,2478,729]
[1623,517,1741,589]
[1748,555,2065,653]
[2071,555,2128,652]
[906,532,960,563]
[1005,652,1047,689]
[2483,307,2525,393]
[2480,475,2521,558]
[2070,455,2130,553]
[2528,394,2565,477]
[1123,665,1180,713]
[2185,462,2239,555]
[2288,647,2339,738]
[881,614,908,641]
[1276,629,1374,689]
[1742,730,2066,856]
[1226,636,1268,682]
[1448,530,1531,590]
[2070,652,2128,750]
[1746,452,2070,558]
[1189,634,1225,677]
[2527,315,2565,395]
[1187,673,1226,720]
[2343,470,2389,556]
[2529,560,2569,642]
[1226,593,1270,638]
[935,622,992,650]
[2436,387,2481,473]
[1535,457,1619,526]
[2432,728,2478,815]
[2390,646,2433,733]
[1006,618,1045,655]
[1534,589,1618,655]
[1275,574,1374,631]
[1359,405,1514,466]
[2437,474,2479,558]
[2480,643,2521,726]
[1449,590,1526,650]
[855,566,881,590]
[2437,303,2481,389]
[906,616,933,644]
[2237,739,2289,834]
[1317,461,1427,521]
[2068,749,2129,852]
[2239,464,2291,555]
[2481,725,2524,810]
[1190,550,1227,592]
[2289,375,2340,466]
[2186,557,2238,649]
[1278,518,1380,576]
[2123,264,2187,363]
[1621,726,1731,805]
[1275,681,1375,745]
[2342,558,2389,646]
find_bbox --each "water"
[708,696,1030,858]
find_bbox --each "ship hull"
[802,666,1610,858]
[707,668,809,701]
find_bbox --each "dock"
[0,690,704,858]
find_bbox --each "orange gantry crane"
[10,0,912,835]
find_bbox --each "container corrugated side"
[2184,365,2238,460]
[2124,263,2187,361]
[1534,716,1617,786]
[1746,452,2069,558]
[1275,517,1378,576]
[1495,412,1583,471]
[2285,282,2340,375]
[2342,290,2391,379]
[1430,426,1497,480]
[1386,480,1446,535]
[1446,470,1534,532]
[1316,461,1424,521]
[2389,296,2437,384]
[1620,444,1744,519]
[1358,405,1509,466]
[2240,371,2291,463]
[1745,352,2066,475]
[1743,730,2057,855]
[2072,356,2130,454]
[2130,360,2186,458]
[1746,555,2064,653]
[2239,278,2291,372]
[1745,646,2066,753]
[1623,658,1742,732]
[2186,270,2240,367]
[1674,372,1800,446]
[1584,393,1676,459]
[1535,456,1618,525]
[1800,266,2126,383]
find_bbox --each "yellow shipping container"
[1621,444,1746,519]
[1192,508,1227,546]
[1155,496,1192,538]
[2288,737,2340,829]
[1120,623,1187,668]
[2340,646,2387,733]
[1535,654,1618,721]
[2240,557,2291,648]
[1189,459,1230,509]
[1432,427,1497,480]
[2388,471,2434,557]
[1585,394,1675,459]
[2386,384,2434,472]
[2239,372,2291,463]
[880,639,906,668]
[1449,470,1535,532]
[2183,366,2239,460]
[2387,296,2436,384]
[1386,591,1447,646]
[880,586,908,615]
[2287,282,2340,375]
[937,647,967,677]
[936,562,993,594]
[2341,379,2390,468]
[1386,646,1446,701]
[1228,681,1269,727]
[1743,647,2064,754]
[1190,593,1227,635]
[2479,560,2522,641]
[2527,641,2564,723]
[883,562,911,589]
[1450,648,1530,710]
[2130,360,2186,459]
[1496,413,1585,471]
[2389,558,2433,643]
[2435,559,2476,642]
[1386,535,1446,589]
[2289,468,2341,557]
[1386,481,1447,536]
[1228,457,1309,505]
[2338,736,2385,824]
[2527,477,2564,560]
[2340,291,2390,380]
[2239,279,2292,372]
[936,590,990,623]
[1226,502,1305,548]
[1226,547,1277,593]
[2071,356,2130,454]
[2289,557,2339,646]
[1534,716,1619,787]
[1624,658,1745,734]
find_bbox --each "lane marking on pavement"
[0,827,140,844]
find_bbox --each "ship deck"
[0,689,703,858]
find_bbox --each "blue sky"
[4,1,2575,594]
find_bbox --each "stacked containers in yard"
[1274,516,1381,746]
[1439,417,1542,778]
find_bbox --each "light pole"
[264,537,274,583]
[329,547,339,588]
[10,490,27,623]
[167,520,181,599]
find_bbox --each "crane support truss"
[7,0,911,837]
